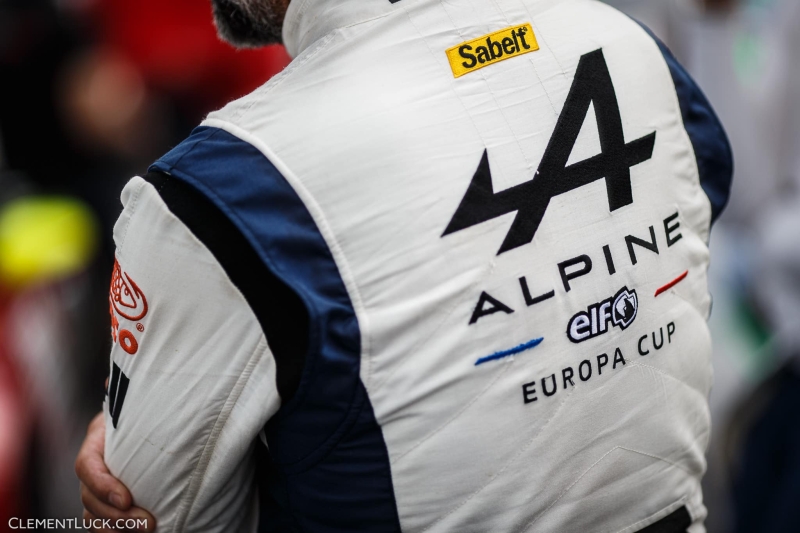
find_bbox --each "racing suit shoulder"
[105,175,282,532]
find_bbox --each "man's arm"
[93,174,302,532]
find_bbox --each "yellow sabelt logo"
[446,23,539,78]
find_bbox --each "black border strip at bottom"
[638,506,691,533]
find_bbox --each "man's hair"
[210,0,287,48]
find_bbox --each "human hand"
[75,413,155,532]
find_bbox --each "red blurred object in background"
[87,0,291,112]
[0,289,30,523]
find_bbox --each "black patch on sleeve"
[143,171,308,403]
[108,362,129,429]
[637,506,691,533]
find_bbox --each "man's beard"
[210,0,286,48]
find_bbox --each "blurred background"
[0,0,798,530]
[0,0,290,524]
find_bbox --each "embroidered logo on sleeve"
[446,23,539,78]
[109,259,148,355]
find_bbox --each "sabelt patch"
[446,23,539,78]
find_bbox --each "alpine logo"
[442,48,656,255]
[567,286,638,344]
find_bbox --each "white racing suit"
[103,0,732,531]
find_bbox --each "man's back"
[102,0,731,531]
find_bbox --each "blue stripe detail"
[639,22,734,224]
[150,127,401,532]
[475,337,544,366]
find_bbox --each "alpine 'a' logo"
[567,286,638,344]
[442,49,656,255]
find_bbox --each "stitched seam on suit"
[368,0,500,396]
[438,0,536,173]
[164,129,225,176]
[228,33,336,125]
[521,449,687,533]
[613,498,689,533]
[616,446,695,477]
[500,0,562,116]
[514,0,570,82]
[420,383,577,532]
[391,358,512,464]
[172,336,267,532]
[522,446,622,533]
[628,361,710,407]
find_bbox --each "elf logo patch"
[109,259,148,355]
[446,23,538,78]
[567,286,638,344]
[110,259,148,321]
